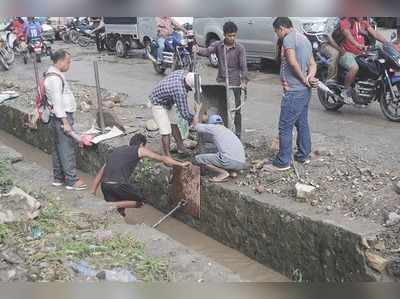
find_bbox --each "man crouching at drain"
[192,104,246,183]
[90,133,190,217]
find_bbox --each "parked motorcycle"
[317,43,400,122]
[146,30,196,74]
[69,18,93,44]
[77,28,105,48]
[5,31,28,64]
[0,33,15,70]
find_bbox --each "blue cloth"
[51,113,78,186]
[24,22,42,42]
[150,70,193,123]
[280,30,313,92]
[273,89,312,167]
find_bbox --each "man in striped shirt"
[150,70,199,156]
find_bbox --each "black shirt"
[102,145,140,183]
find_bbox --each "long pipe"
[93,60,105,132]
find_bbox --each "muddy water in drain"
[0,131,288,282]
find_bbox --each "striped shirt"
[150,70,193,123]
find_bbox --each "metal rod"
[194,72,201,104]
[33,57,40,94]
[152,200,186,229]
[292,156,301,181]
[93,60,105,132]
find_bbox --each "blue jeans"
[273,89,312,168]
[51,113,78,186]
[157,37,165,63]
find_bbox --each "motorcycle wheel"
[317,81,344,111]
[5,48,15,65]
[78,36,91,47]
[0,52,10,70]
[23,53,28,64]
[69,29,80,44]
[380,81,400,122]
[36,53,41,63]
[61,31,70,43]
[152,62,166,74]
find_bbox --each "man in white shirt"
[44,49,87,191]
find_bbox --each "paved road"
[3,41,400,169]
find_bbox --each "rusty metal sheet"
[170,164,201,219]
[200,85,228,126]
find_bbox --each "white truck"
[104,17,157,58]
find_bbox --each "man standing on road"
[45,49,87,190]
[150,70,199,156]
[193,21,249,139]
[264,17,318,172]
[155,17,186,64]
[91,133,190,217]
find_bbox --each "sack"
[35,72,65,124]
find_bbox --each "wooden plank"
[170,164,201,219]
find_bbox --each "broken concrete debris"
[385,212,400,227]
[295,183,316,200]
[365,251,388,273]
[0,187,41,224]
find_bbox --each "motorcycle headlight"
[302,22,326,34]
[312,42,319,50]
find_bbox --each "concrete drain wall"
[0,103,390,282]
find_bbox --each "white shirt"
[44,66,76,118]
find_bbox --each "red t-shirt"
[340,18,369,55]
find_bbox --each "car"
[193,17,335,67]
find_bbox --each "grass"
[1,195,170,282]
[0,224,9,243]
[0,164,169,282]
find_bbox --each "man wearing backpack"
[338,17,387,104]
[44,49,87,191]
